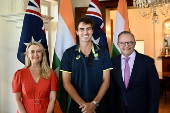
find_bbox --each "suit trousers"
[69,98,108,113]
[125,106,128,113]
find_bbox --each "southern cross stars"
[24,37,42,47]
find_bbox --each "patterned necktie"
[124,57,130,88]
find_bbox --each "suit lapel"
[127,52,142,89]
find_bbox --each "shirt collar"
[75,42,100,57]
[121,50,136,59]
[75,42,100,52]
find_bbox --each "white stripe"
[86,7,103,21]
[55,14,75,61]
[101,22,104,29]
[113,11,125,52]
[92,36,100,45]
[90,2,101,15]
[87,7,101,15]
[30,0,39,9]
[27,6,40,13]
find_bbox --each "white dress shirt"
[121,51,136,81]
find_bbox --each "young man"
[60,16,112,113]
[109,31,160,113]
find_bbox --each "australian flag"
[86,0,108,50]
[17,0,49,64]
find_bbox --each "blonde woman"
[12,41,58,113]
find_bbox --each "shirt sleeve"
[60,49,72,73]
[12,70,22,93]
[103,48,113,71]
[50,70,58,91]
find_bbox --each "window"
[41,5,48,16]
[135,40,144,54]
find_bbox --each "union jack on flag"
[17,0,49,64]
[86,0,108,50]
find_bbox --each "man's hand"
[80,102,96,113]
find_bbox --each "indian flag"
[111,0,129,58]
[52,0,76,112]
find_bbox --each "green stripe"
[56,71,71,113]
[52,50,60,70]
[52,50,71,113]
[111,44,120,58]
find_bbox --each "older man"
[109,31,160,113]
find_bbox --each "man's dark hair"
[75,16,95,31]
[118,31,135,41]
[75,16,95,44]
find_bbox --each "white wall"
[48,0,58,66]
[0,0,24,112]
[56,0,90,15]
[72,0,90,13]
[0,14,24,113]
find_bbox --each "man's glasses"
[118,41,135,46]
[87,54,93,67]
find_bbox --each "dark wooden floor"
[159,92,170,113]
